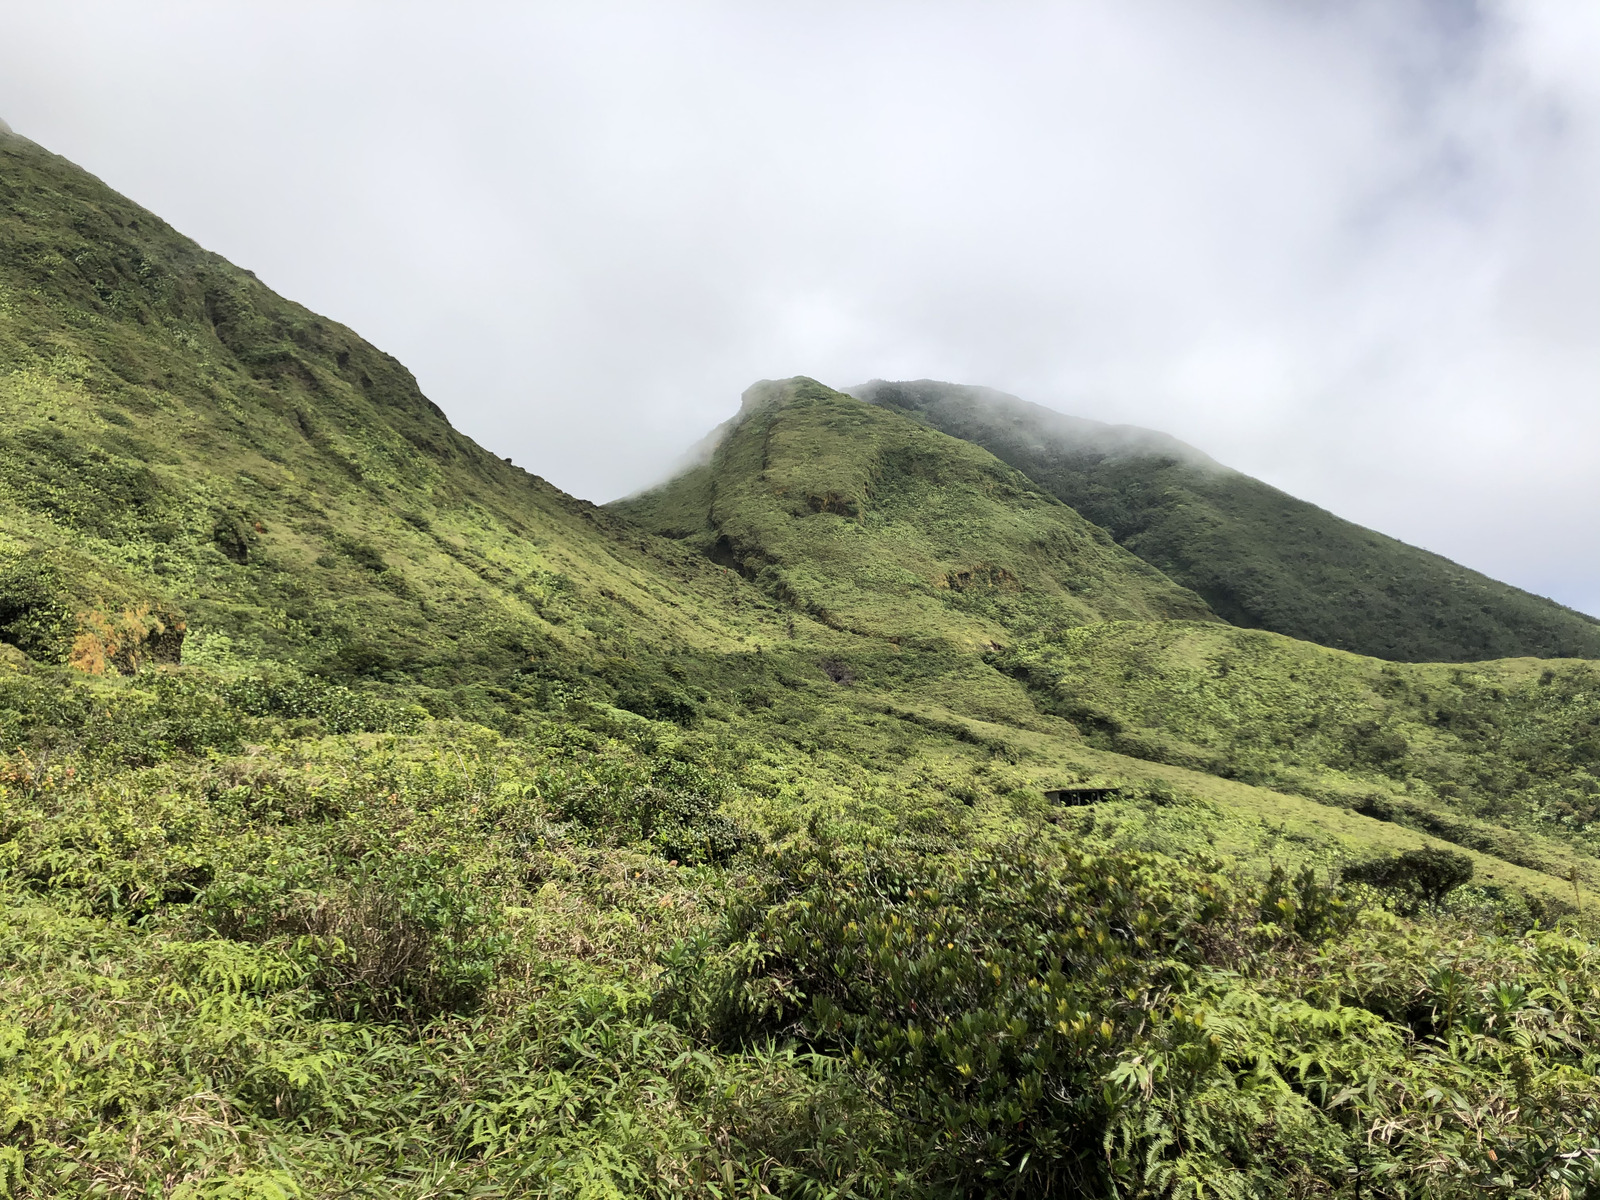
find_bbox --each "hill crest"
[853,377,1600,663]
[611,376,1216,649]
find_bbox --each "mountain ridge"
[0,128,793,715]
[852,377,1600,662]
[611,376,1217,650]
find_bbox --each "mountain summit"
[612,376,1215,649]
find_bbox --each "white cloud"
[2,0,1597,611]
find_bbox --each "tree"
[1343,846,1474,913]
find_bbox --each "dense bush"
[662,836,1600,1197]
[615,683,701,726]
[222,672,425,735]
[0,553,74,663]
[664,839,1233,1193]
[7,673,1600,1195]
[201,850,508,1020]
[0,670,243,764]
[1344,846,1476,913]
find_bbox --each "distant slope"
[0,128,778,716]
[993,618,1600,874]
[854,379,1600,663]
[611,378,1216,649]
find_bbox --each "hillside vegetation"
[0,130,794,725]
[4,128,1600,1198]
[614,377,1214,648]
[996,621,1600,878]
[854,379,1600,663]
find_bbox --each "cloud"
[2,0,1597,611]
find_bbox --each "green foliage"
[614,682,701,726]
[221,672,424,735]
[0,552,73,662]
[530,741,754,866]
[859,379,1600,663]
[993,621,1600,870]
[664,834,1600,1197]
[6,128,1600,1198]
[614,378,1215,649]
[201,849,507,1020]
[1345,846,1476,913]
[665,838,1233,1194]
[1257,863,1356,942]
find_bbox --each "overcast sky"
[3,1,1598,613]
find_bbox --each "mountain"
[852,379,1600,663]
[0,128,797,725]
[623,378,1600,883]
[7,128,1600,1198]
[612,377,1215,649]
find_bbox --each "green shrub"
[1344,846,1475,914]
[546,753,751,865]
[201,850,506,1021]
[0,553,73,662]
[615,683,700,726]
[663,838,1235,1195]
[1258,863,1355,942]
[222,672,423,735]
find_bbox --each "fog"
[2,1,1597,612]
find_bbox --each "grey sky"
[3,1,1598,613]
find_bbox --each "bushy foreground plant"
[3,662,1600,1196]
[1343,846,1476,914]
[662,838,1235,1194]
[663,836,1600,1197]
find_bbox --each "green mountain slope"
[853,379,1600,663]
[0,129,795,721]
[618,378,1600,879]
[612,377,1215,649]
[7,129,1600,1197]
[995,619,1600,872]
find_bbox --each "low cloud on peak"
[2,0,1596,611]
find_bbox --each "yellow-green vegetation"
[0,132,776,718]
[856,379,1600,663]
[5,128,1600,1197]
[7,667,1600,1197]
[995,622,1600,880]
[614,378,1214,648]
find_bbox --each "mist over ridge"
[622,373,1600,663]
[2,2,1596,615]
